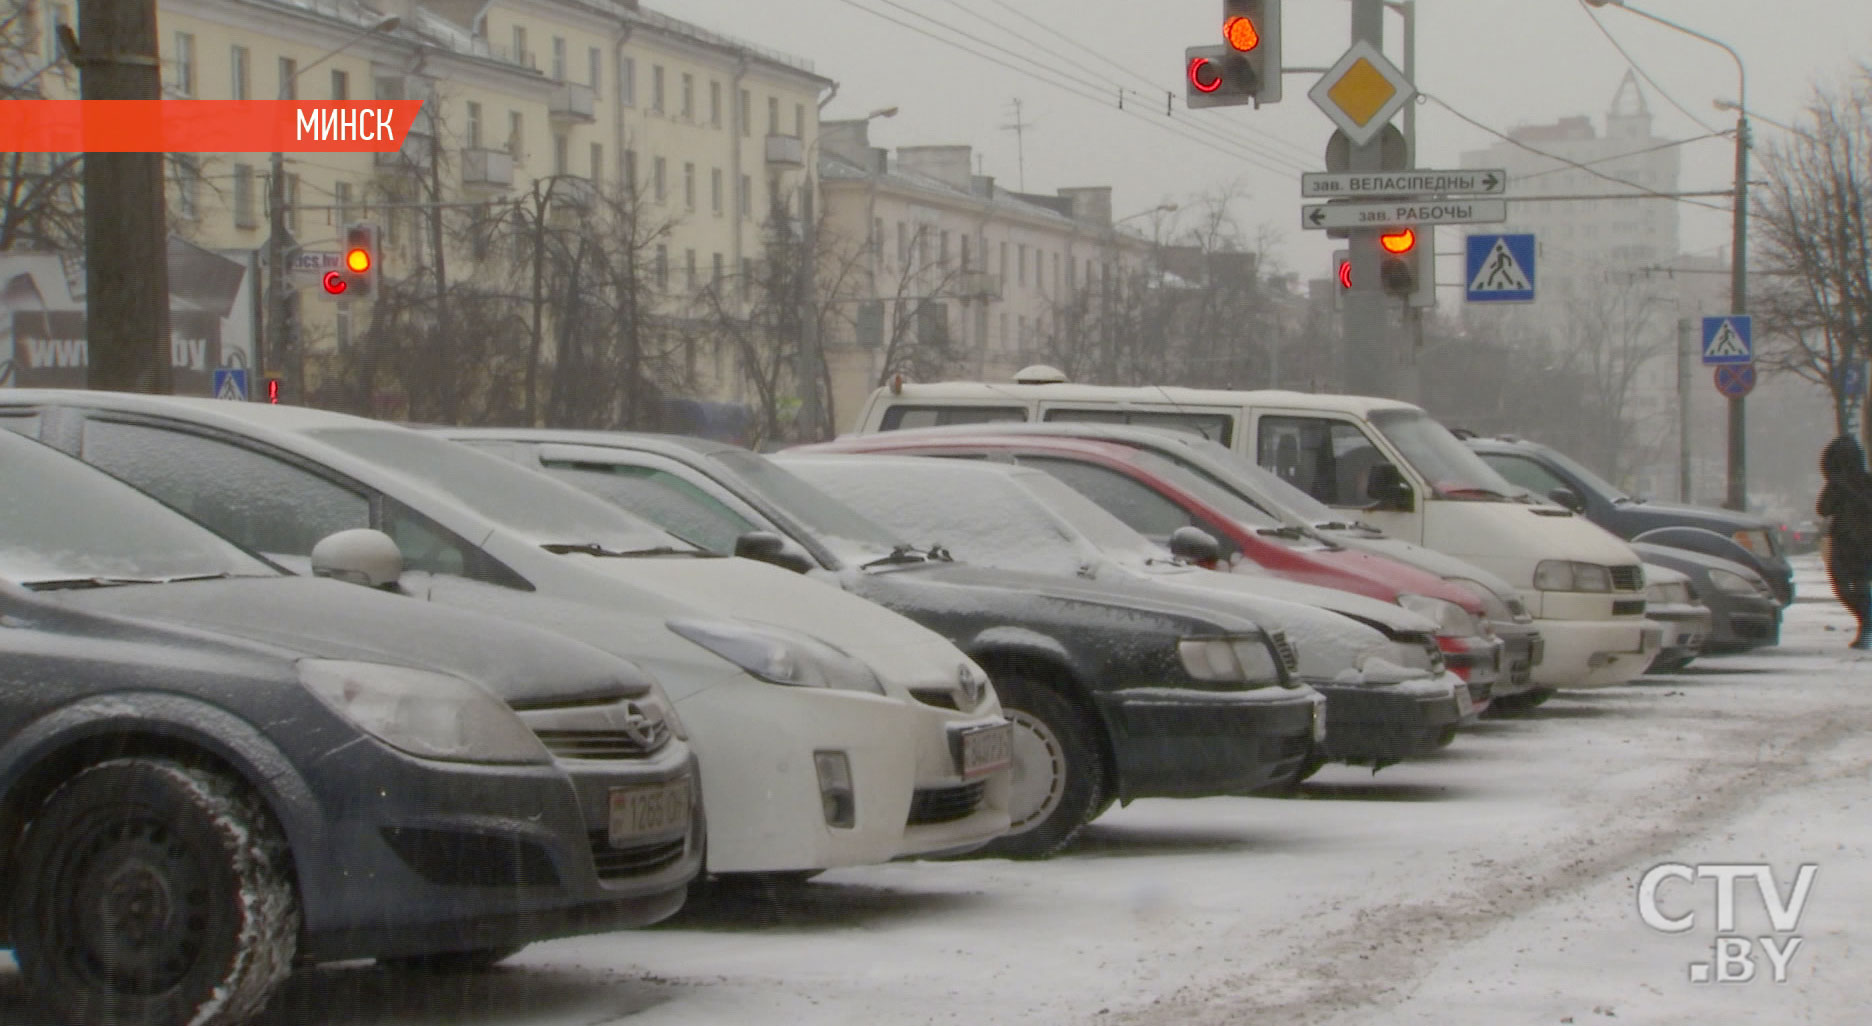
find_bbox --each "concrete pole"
[1677,317,1694,502]
[1341,0,1391,398]
[1725,112,1748,511]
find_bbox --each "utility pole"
[1341,0,1390,398]
[1001,98,1033,192]
[1725,114,1749,511]
[796,177,825,439]
[78,0,172,393]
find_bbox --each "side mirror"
[733,531,815,574]
[1365,463,1415,513]
[1168,526,1221,566]
[1547,487,1586,513]
[310,529,403,589]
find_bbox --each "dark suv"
[0,430,700,1026]
[1465,435,1794,604]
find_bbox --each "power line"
[1425,94,1732,213]
[1517,132,1729,182]
[1577,2,1725,135]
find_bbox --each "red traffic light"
[1337,259,1352,290]
[1380,227,1417,254]
[321,270,347,295]
[1187,55,1223,94]
[266,377,282,404]
[1223,15,1260,52]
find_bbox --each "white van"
[853,370,1661,689]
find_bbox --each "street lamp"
[1585,0,1750,511]
[797,103,897,440]
[265,14,401,403]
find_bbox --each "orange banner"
[0,101,428,153]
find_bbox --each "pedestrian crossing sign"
[213,368,247,401]
[1700,316,1753,366]
[1464,234,1536,303]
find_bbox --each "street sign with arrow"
[1301,199,1507,231]
[1301,168,1507,199]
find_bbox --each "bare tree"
[0,5,81,252]
[1553,272,1668,481]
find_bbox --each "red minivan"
[800,432,1504,690]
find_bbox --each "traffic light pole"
[1341,0,1393,398]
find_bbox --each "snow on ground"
[2,557,1865,1025]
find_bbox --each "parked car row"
[0,376,1787,1026]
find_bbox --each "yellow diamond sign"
[1309,40,1415,147]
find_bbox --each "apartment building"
[6,0,827,416]
[815,119,1153,430]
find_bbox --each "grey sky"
[660,0,1869,274]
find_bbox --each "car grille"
[382,828,559,888]
[1269,631,1300,675]
[1613,599,1647,617]
[909,688,961,710]
[907,782,986,825]
[533,727,669,760]
[1611,565,1645,591]
[588,833,689,880]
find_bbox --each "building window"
[330,69,348,101]
[712,252,724,286]
[233,164,256,228]
[741,257,754,296]
[590,142,603,182]
[230,45,250,101]
[871,218,883,256]
[683,162,695,210]
[551,37,565,81]
[711,168,723,215]
[623,149,637,192]
[507,111,524,161]
[1018,244,1027,286]
[794,103,804,138]
[767,96,779,135]
[709,80,722,128]
[680,73,694,120]
[999,242,1008,282]
[619,56,635,106]
[512,25,528,67]
[553,134,568,176]
[651,65,665,114]
[653,156,666,203]
[739,88,751,136]
[655,245,669,289]
[685,249,697,291]
[940,231,950,266]
[961,234,971,270]
[589,47,601,89]
[465,101,482,148]
[175,156,199,220]
[739,173,751,218]
[173,32,195,96]
[277,57,296,100]
[898,223,909,265]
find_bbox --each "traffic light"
[1377,227,1436,307]
[1334,249,1351,290]
[1223,0,1281,105]
[338,222,379,298]
[262,373,284,404]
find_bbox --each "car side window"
[543,462,757,554]
[879,405,1026,430]
[1257,416,1386,507]
[1482,453,1569,497]
[1017,455,1238,557]
[1042,408,1234,445]
[81,419,370,558]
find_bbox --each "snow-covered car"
[0,428,700,1026]
[436,428,1328,856]
[778,454,1473,782]
[1642,563,1713,673]
[0,392,1012,879]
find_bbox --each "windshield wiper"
[1256,525,1309,540]
[23,572,234,591]
[861,544,933,569]
[1439,487,1511,501]
[542,543,711,558]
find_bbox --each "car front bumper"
[1703,592,1784,652]
[1097,684,1325,800]
[1529,615,1663,689]
[1305,673,1465,766]
[1489,620,1545,697]
[1646,603,1713,668]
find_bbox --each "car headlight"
[1534,560,1613,593]
[1178,635,1288,687]
[1445,577,1513,622]
[1732,529,1774,558]
[1646,581,1693,605]
[668,618,885,694]
[298,660,551,765]
[1707,568,1759,595]
[1396,594,1485,638]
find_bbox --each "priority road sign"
[213,367,248,401]
[1308,41,1415,148]
[1700,315,1753,365]
[1713,363,1756,399]
[1301,169,1507,199]
[1302,198,1506,231]
[1465,234,1536,303]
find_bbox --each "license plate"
[957,722,1013,779]
[608,778,691,847]
[1453,682,1476,718]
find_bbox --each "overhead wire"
[1576,1,1726,135]
[1517,131,1729,181]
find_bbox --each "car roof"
[778,451,1050,484]
[874,381,1424,417]
[807,431,1152,466]
[441,427,743,460]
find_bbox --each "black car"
[1632,541,1783,653]
[1466,435,1795,604]
[441,428,1326,858]
[0,430,701,1026]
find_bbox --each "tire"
[378,946,528,975]
[9,758,300,1026]
[1488,687,1555,714]
[977,673,1105,860]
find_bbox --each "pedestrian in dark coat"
[1817,435,1872,648]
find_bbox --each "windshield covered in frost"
[0,430,274,586]
[712,450,909,561]
[1371,409,1524,501]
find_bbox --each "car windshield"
[1180,437,1341,525]
[0,431,274,587]
[781,458,1102,578]
[712,450,909,561]
[1537,444,1634,503]
[1127,449,1284,529]
[308,428,689,553]
[1370,409,1524,501]
[1011,469,1178,567]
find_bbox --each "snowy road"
[4,557,1866,1025]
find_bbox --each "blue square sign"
[1700,316,1752,366]
[213,368,247,401]
[1465,234,1536,303]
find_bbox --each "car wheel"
[978,674,1105,860]
[9,758,300,1026]
[1488,687,1555,714]
[378,946,529,974]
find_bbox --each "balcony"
[951,270,1002,301]
[549,175,598,212]
[764,134,804,167]
[461,147,514,190]
[374,130,433,173]
[549,82,595,123]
